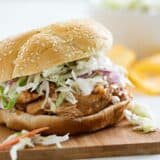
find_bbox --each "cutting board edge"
[1,141,160,160]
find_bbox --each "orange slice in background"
[129,54,160,95]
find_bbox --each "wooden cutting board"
[0,120,160,160]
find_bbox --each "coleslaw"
[0,52,128,111]
[1,129,69,160]
[124,101,157,133]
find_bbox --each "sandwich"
[0,20,131,135]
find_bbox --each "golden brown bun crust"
[0,19,113,82]
[0,100,129,135]
[0,30,41,82]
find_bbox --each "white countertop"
[0,1,160,159]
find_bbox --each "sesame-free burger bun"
[0,19,113,82]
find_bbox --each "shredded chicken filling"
[14,82,129,118]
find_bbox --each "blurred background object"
[0,0,89,39]
[89,0,160,57]
[129,54,160,95]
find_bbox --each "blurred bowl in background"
[89,0,160,57]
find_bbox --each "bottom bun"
[0,100,129,135]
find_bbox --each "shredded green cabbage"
[0,86,4,95]
[55,92,66,107]
[1,96,7,108]
[124,102,157,133]
[5,93,18,110]
[17,77,27,86]
[130,102,152,118]
[0,83,18,110]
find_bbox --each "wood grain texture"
[0,120,160,160]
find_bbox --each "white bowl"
[89,4,160,57]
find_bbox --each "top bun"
[0,19,113,82]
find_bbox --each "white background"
[0,0,160,160]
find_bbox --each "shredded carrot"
[21,127,49,138]
[0,127,49,151]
